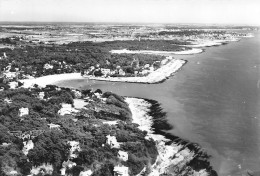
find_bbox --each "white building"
[19,107,29,117]
[9,170,18,175]
[113,165,128,176]
[144,64,150,69]
[44,63,54,70]
[101,68,111,77]
[118,151,128,161]
[68,141,81,158]
[58,103,79,116]
[141,70,149,75]
[9,81,18,89]
[22,140,34,155]
[79,170,93,176]
[118,69,125,76]
[48,123,60,129]
[72,90,82,98]
[106,135,120,148]
[38,92,45,99]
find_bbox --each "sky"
[0,0,260,25]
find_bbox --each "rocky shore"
[125,97,217,176]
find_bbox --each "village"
[82,57,163,78]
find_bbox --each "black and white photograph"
[0,0,259,175]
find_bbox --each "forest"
[0,82,158,176]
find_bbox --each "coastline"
[183,38,240,48]
[125,97,217,175]
[110,48,204,55]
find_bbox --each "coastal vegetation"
[0,82,158,175]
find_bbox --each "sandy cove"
[20,73,84,88]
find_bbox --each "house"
[118,69,125,76]
[44,63,54,70]
[68,141,81,158]
[58,103,79,116]
[22,140,34,155]
[106,135,120,148]
[79,170,93,176]
[113,165,129,176]
[72,89,82,98]
[9,170,18,176]
[144,64,150,69]
[48,123,60,129]
[9,81,18,89]
[141,70,149,75]
[118,151,128,161]
[19,107,29,117]
[101,68,111,76]
[38,92,45,99]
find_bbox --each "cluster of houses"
[84,58,162,78]
[83,64,126,77]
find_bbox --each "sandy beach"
[20,73,84,88]
[110,48,203,55]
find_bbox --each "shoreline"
[110,48,204,55]
[183,38,240,48]
[125,97,217,175]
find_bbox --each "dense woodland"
[0,83,158,176]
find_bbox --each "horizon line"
[0,21,259,27]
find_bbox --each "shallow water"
[57,32,260,176]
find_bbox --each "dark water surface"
[57,32,260,175]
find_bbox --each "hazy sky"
[0,0,260,25]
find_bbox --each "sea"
[57,31,260,176]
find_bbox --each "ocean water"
[57,31,260,175]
